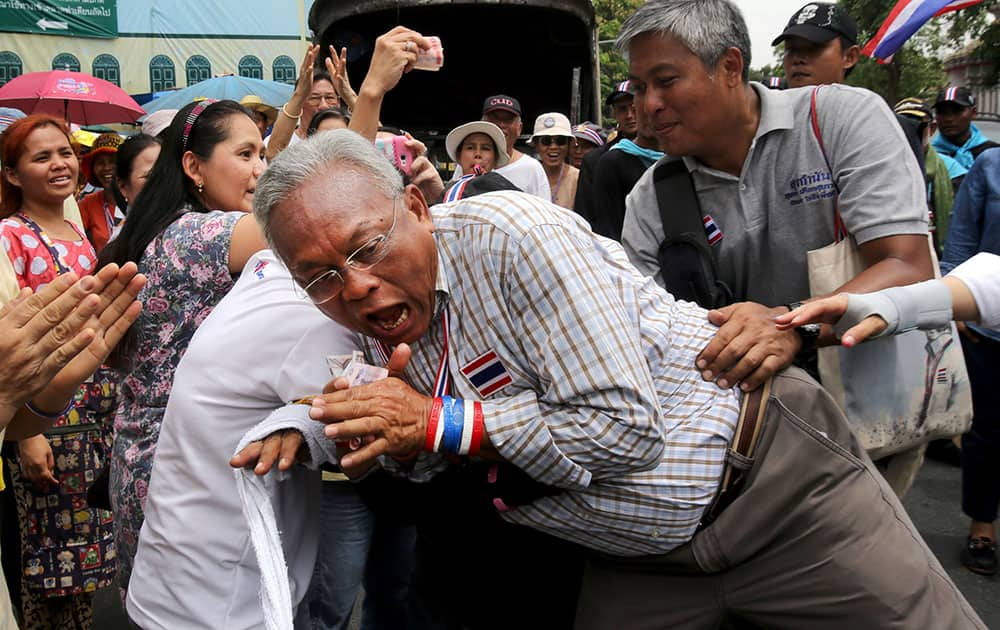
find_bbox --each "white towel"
[233,404,338,630]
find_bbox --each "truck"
[308,0,601,150]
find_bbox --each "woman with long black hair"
[97,99,266,596]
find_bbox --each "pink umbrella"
[0,70,145,125]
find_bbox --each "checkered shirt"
[365,191,740,556]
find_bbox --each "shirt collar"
[432,242,450,318]
[682,81,795,175]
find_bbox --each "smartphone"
[374,135,415,176]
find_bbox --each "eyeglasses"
[297,197,399,304]
[537,136,569,147]
[306,93,339,105]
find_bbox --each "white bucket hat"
[445,121,510,168]
[528,112,573,143]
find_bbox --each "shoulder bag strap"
[809,87,848,242]
[653,159,710,246]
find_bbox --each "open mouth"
[368,304,410,332]
[49,174,73,185]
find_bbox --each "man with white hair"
[252,127,983,629]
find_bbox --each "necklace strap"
[15,213,74,275]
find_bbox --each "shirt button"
[739,184,747,191]
[652,528,661,538]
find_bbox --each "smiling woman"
[0,114,121,627]
[78,132,124,252]
[96,99,268,598]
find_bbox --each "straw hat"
[240,95,278,128]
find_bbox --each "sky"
[733,0,814,70]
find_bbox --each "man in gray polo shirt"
[621,0,933,398]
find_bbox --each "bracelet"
[425,397,444,452]
[25,399,73,420]
[280,103,302,120]
[424,396,485,456]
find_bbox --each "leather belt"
[699,376,772,529]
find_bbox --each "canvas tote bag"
[804,87,972,459]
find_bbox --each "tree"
[751,1,997,104]
[837,0,995,104]
[594,0,644,126]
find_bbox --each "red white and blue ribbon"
[445,174,476,202]
[862,0,985,63]
[371,306,451,397]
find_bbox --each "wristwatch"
[786,301,821,353]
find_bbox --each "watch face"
[801,322,822,336]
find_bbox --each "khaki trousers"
[576,368,984,630]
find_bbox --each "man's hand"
[292,45,320,105]
[311,343,429,468]
[697,302,802,391]
[18,435,58,489]
[325,45,355,110]
[229,430,308,476]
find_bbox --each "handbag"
[804,87,973,459]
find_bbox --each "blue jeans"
[296,479,415,630]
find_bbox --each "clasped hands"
[232,343,431,476]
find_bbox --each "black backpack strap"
[652,159,732,308]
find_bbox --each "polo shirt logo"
[785,169,835,206]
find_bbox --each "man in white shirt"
[126,251,362,629]
[479,94,551,199]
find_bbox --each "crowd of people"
[0,1,997,628]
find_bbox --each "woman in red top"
[77,132,124,253]
[0,115,140,629]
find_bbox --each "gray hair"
[253,128,404,249]
[616,0,752,82]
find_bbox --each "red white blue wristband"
[424,397,485,456]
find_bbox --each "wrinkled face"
[782,36,856,88]
[118,144,160,205]
[611,97,638,137]
[628,32,732,159]
[482,109,521,153]
[189,114,265,213]
[5,125,78,206]
[91,152,116,189]
[269,170,439,345]
[533,135,570,169]
[458,132,497,173]
[303,79,338,129]
[934,102,975,144]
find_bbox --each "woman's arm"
[265,45,319,162]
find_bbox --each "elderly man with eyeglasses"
[253,128,983,629]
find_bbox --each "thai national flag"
[703,215,723,245]
[863,0,985,63]
[461,350,513,398]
